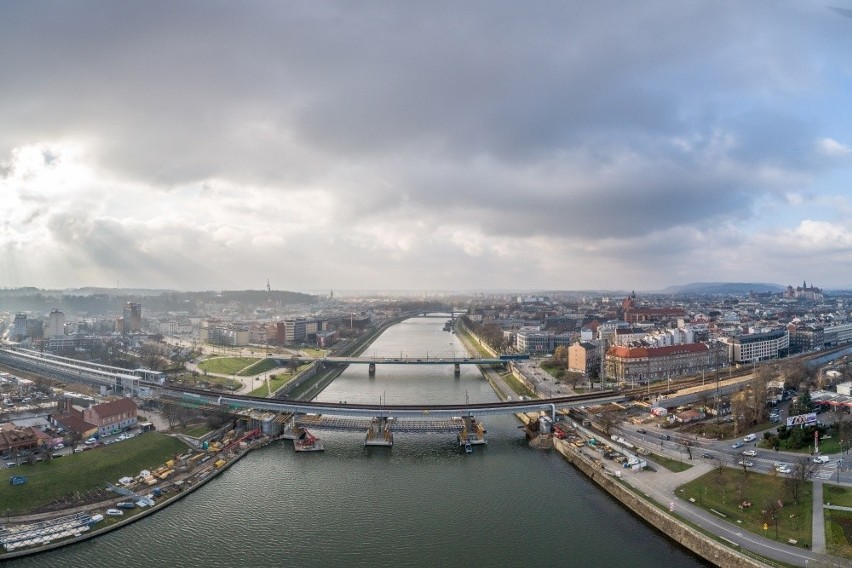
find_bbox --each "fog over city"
[2,1,852,292]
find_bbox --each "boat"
[464,442,472,454]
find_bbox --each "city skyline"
[2,2,852,292]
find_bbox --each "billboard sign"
[786,412,817,427]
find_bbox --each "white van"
[743,434,757,443]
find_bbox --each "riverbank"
[0,433,273,560]
[455,323,773,567]
[553,438,765,567]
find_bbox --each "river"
[11,317,708,567]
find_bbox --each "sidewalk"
[614,454,843,567]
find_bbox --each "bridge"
[314,356,505,365]
[0,345,622,448]
[278,355,523,377]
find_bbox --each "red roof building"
[0,423,49,457]
[605,343,710,384]
[83,398,138,437]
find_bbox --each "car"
[659,434,671,441]
[738,460,754,468]
[701,453,713,459]
[775,466,791,474]
[105,509,124,517]
[813,455,830,464]
[742,450,757,457]
[85,438,97,445]
[743,434,757,443]
[731,441,744,449]
[636,429,646,434]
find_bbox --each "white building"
[44,309,65,338]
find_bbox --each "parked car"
[701,453,713,459]
[85,438,97,445]
[659,434,671,440]
[105,509,124,517]
[636,429,646,434]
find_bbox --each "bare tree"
[713,457,728,504]
[785,456,812,505]
[730,390,748,437]
[598,412,620,436]
[762,498,781,540]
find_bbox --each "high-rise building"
[13,314,27,341]
[123,302,142,333]
[45,309,65,338]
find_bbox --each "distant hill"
[661,282,785,295]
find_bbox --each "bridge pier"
[454,363,460,377]
[457,415,487,447]
[368,362,376,377]
[365,416,393,447]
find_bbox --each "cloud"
[1,2,852,290]
[817,137,852,158]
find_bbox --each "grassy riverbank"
[0,434,188,515]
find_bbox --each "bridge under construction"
[0,345,622,449]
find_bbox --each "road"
[613,422,851,566]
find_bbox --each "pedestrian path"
[812,481,826,553]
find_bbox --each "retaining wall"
[553,438,768,568]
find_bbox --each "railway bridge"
[0,345,622,449]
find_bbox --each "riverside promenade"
[556,435,849,567]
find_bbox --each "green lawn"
[825,508,852,559]
[504,373,536,399]
[246,367,308,396]
[236,358,280,376]
[179,424,212,438]
[678,469,813,546]
[197,357,259,375]
[0,433,188,515]
[299,347,326,358]
[825,484,852,507]
[649,452,693,472]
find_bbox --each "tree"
[762,498,781,540]
[478,323,505,350]
[713,457,728,504]
[598,412,620,436]
[747,373,769,426]
[730,390,748,437]
[551,346,569,367]
[139,342,166,371]
[785,456,811,505]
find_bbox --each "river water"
[12,317,708,567]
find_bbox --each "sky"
[2,1,852,293]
